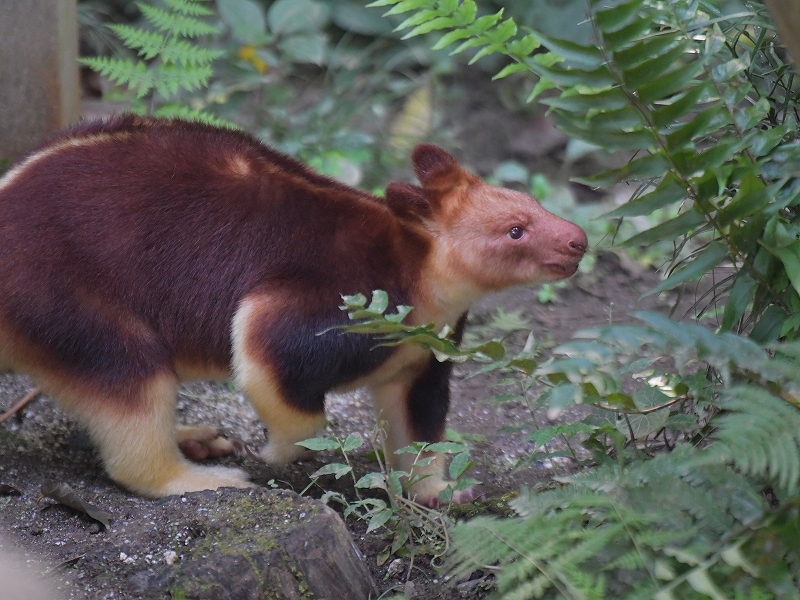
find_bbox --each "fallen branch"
[0,387,42,425]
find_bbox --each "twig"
[0,387,42,425]
[41,554,84,578]
[592,394,690,415]
[571,280,606,299]
[623,415,642,458]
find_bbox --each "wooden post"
[764,0,800,67]
[0,0,81,164]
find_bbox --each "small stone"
[386,558,404,577]
[163,551,178,566]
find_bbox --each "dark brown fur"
[0,116,587,505]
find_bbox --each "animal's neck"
[413,266,485,331]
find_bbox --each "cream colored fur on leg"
[233,356,325,464]
[70,375,250,497]
[370,381,453,506]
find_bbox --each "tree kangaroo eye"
[508,226,524,240]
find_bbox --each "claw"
[177,426,235,461]
[423,486,479,509]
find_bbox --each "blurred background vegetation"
[76,0,619,188]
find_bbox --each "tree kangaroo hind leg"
[371,355,477,507]
[69,374,251,497]
[9,296,250,497]
[232,296,326,466]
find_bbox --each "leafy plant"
[339,295,800,597]
[296,427,476,568]
[337,290,507,363]
[80,0,228,125]
[371,0,800,343]
[448,313,800,599]
[80,0,478,187]
[350,0,800,595]
[217,0,331,67]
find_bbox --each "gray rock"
[84,488,376,600]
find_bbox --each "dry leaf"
[40,482,111,528]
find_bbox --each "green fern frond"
[137,2,218,37]
[82,0,226,124]
[107,24,223,66]
[79,56,155,97]
[715,387,800,491]
[560,567,606,600]
[107,24,165,59]
[152,63,213,96]
[158,40,224,66]
[153,104,237,129]
[162,0,215,17]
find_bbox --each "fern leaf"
[78,57,154,97]
[106,24,165,60]
[633,527,701,551]
[162,0,215,17]
[154,104,238,129]
[153,63,213,96]
[157,39,224,66]
[553,523,627,570]
[715,387,800,490]
[137,2,218,37]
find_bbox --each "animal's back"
[0,116,416,373]
[0,118,587,504]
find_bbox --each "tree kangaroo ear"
[384,182,432,221]
[411,144,463,190]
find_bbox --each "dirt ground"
[0,71,682,599]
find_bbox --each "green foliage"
[376,0,800,342]
[343,296,800,598]
[217,0,330,64]
[80,0,227,125]
[338,290,506,363]
[446,314,800,599]
[297,428,476,566]
[79,0,478,185]
[361,4,800,590]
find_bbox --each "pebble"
[386,558,404,577]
